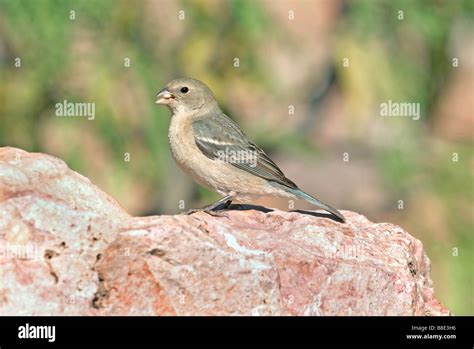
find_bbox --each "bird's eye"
[180,87,189,93]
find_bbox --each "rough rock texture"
[0,147,450,316]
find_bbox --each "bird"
[155,78,345,223]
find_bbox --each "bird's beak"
[155,88,175,105]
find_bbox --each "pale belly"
[167,114,293,201]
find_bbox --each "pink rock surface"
[0,147,450,315]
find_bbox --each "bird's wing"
[192,113,298,189]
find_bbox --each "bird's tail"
[286,187,346,223]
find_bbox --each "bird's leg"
[184,193,234,216]
[222,199,232,209]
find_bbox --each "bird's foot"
[226,203,245,210]
[181,208,229,218]
[180,195,235,217]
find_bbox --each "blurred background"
[0,0,472,314]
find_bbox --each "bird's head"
[155,78,217,115]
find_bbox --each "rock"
[0,147,450,316]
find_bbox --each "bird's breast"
[168,113,217,190]
[167,113,270,197]
[168,114,199,172]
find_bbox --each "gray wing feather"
[192,113,297,189]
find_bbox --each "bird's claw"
[181,208,228,218]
